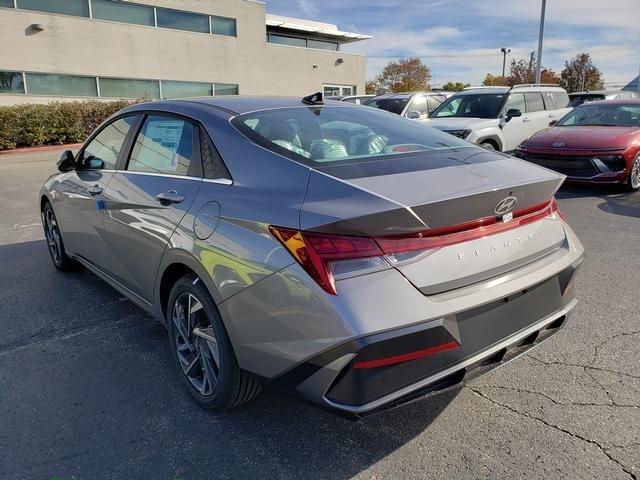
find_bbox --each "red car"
[515,99,640,191]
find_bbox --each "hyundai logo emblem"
[552,142,566,148]
[494,196,518,215]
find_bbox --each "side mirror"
[406,111,421,119]
[506,108,522,118]
[57,150,75,172]
[548,120,558,127]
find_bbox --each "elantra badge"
[494,196,518,216]
[552,142,566,148]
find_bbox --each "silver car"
[40,95,585,418]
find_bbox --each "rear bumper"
[268,258,582,418]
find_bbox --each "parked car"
[426,84,572,152]
[569,90,639,107]
[40,95,584,417]
[515,99,640,190]
[363,92,447,120]
[326,94,375,105]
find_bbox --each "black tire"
[479,141,496,150]
[167,274,261,410]
[42,201,77,272]
[626,157,640,192]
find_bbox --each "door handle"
[155,190,186,206]
[522,117,531,122]
[87,185,103,196]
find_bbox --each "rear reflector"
[352,340,459,369]
[270,198,560,295]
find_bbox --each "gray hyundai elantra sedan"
[40,94,585,417]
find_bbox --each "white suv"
[426,85,572,152]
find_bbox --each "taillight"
[271,198,559,295]
[269,226,383,295]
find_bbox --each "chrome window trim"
[113,169,232,185]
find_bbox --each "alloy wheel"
[44,209,62,265]
[630,158,640,190]
[172,292,220,397]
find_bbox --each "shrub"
[0,99,142,151]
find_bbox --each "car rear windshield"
[431,94,506,119]
[363,96,411,115]
[557,103,640,127]
[230,106,473,166]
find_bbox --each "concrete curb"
[0,143,82,156]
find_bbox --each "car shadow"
[1,239,457,480]
[558,183,640,220]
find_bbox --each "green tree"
[559,53,604,93]
[482,74,506,86]
[442,81,469,91]
[373,57,431,93]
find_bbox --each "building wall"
[0,2,365,105]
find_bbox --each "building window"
[0,71,25,94]
[269,34,306,48]
[16,0,89,17]
[25,73,97,96]
[323,85,355,96]
[307,39,338,51]
[156,8,209,34]
[267,33,339,51]
[162,81,213,99]
[215,83,239,96]
[99,78,160,99]
[211,15,236,36]
[91,0,154,26]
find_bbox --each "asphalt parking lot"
[0,149,638,480]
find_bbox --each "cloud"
[295,0,319,18]
[268,0,639,85]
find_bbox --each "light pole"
[535,0,547,84]
[501,47,511,81]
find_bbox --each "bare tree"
[504,52,559,86]
[559,53,604,93]
[373,57,431,93]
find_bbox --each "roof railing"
[462,86,509,90]
[510,83,560,89]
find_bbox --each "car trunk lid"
[300,149,566,294]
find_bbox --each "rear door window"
[543,91,570,110]
[524,92,545,113]
[127,115,196,176]
[80,116,136,170]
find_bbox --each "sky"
[266,0,639,88]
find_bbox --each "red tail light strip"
[270,198,560,295]
[352,340,460,369]
[375,199,558,254]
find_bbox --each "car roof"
[126,96,355,115]
[575,98,640,106]
[370,92,444,100]
[459,85,567,95]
